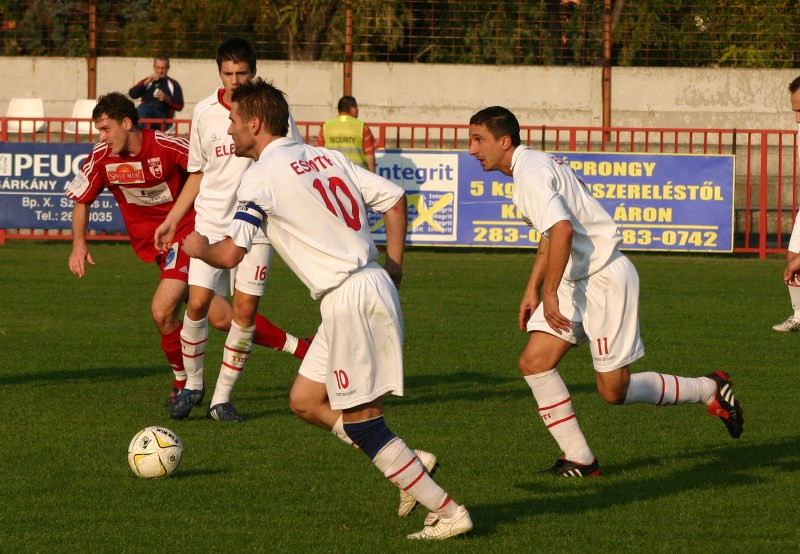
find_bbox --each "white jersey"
[226,137,404,300]
[188,88,304,240]
[511,145,622,280]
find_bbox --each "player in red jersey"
[66,92,299,405]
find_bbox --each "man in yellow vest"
[316,95,376,172]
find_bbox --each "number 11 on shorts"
[596,337,609,356]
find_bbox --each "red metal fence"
[2,116,797,258]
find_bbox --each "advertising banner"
[1,143,734,253]
[0,142,123,231]
[373,149,735,252]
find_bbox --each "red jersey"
[66,130,195,263]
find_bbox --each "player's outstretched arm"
[182,232,245,270]
[68,202,95,278]
[382,195,407,289]
[154,171,203,252]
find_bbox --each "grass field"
[1,242,798,552]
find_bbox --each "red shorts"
[155,242,191,282]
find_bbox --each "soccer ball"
[127,426,183,478]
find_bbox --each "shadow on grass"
[0,365,167,386]
[170,467,228,479]
[468,437,799,537]
[398,370,598,405]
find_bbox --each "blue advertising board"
[1,142,734,252]
[372,149,735,252]
[0,142,123,231]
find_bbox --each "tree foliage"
[1,0,798,68]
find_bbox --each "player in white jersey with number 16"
[182,78,472,540]
[154,38,309,422]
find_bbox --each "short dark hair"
[469,106,521,147]
[154,55,170,67]
[93,92,139,125]
[232,77,289,137]
[216,38,257,74]
[337,95,358,113]
[789,76,800,94]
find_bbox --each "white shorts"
[527,255,645,372]
[188,239,273,297]
[298,263,404,410]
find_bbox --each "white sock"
[524,370,594,465]
[282,334,299,355]
[789,284,800,316]
[624,372,716,405]
[180,315,208,390]
[209,321,253,407]
[331,414,359,449]
[372,437,456,517]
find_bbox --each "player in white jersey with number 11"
[182,78,472,540]
[468,106,744,478]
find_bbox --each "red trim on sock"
[221,361,244,372]
[386,456,417,480]
[224,344,251,355]
[673,375,680,404]
[182,351,205,359]
[173,378,186,389]
[403,470,426,491]
[180,337,207,347]
[539,397,572,411]
[546,413,576,428]
[437,496,452,511]
[657,374,666,405]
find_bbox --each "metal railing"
[2,116,796,258]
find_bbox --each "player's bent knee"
[186,297,211,318]
[150,308,176,333]
[518,354,548,376]
[208,312,231,331]
[288,395,305,418]
[288,392,315,422]
[207,295,234,331]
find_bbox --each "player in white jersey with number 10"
[182,78,472,540]
[154,38,309,422]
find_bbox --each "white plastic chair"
[64,99,97,135]
[4,98,46,133]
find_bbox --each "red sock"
[160,324,186,388]
[294,338,309,359]
[253,314,288,351]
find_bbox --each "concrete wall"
[1,56,797,129]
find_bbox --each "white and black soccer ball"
[127,426,183,478]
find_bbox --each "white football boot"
[397,450,438,517]
[772,315,800,332]
[406,504,473,540]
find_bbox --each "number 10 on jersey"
[312,177,362,231]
